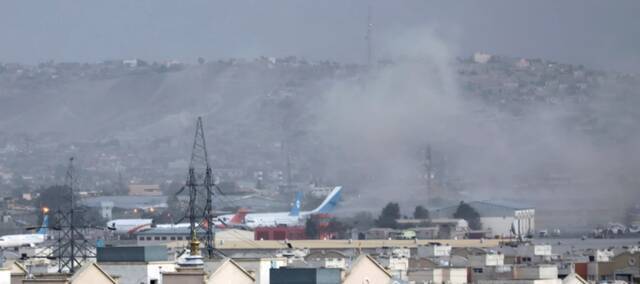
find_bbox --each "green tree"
[375,202,400,229]
[453,201,482,230]
[413,205,430,219]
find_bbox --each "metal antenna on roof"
[51,157,95,273]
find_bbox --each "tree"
[453,201,482,230]
[413,206,430,219]
[161,193,184,223]
[305,216,320,239]
[326,218,349,239]
[375,202,400,229]
[348,211,375,231]
[217,181,238,194]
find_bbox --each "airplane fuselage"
[0,234,45,248]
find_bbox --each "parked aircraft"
[217,186,342,229]
[0,215,49,248]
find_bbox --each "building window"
[146,237,152,241]
[154,236,160,240]
[139,237,144,241]
[473,268,484,273]
[177,236,183,240]
[170,237,176,240]
[161,236,167,240]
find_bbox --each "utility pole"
[424,145,434,200]
[365,4,373,68]
[284,140,292,192]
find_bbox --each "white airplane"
[0,215,48,248]
[218,186,343,229]
[106,218,153,234]
[106,209,251,234]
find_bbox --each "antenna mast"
[424,145,434,200]
[365,4,373,67]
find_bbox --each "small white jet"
[0,215,49,248]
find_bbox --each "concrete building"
[18,263,117,284]
[7,261,28,284]
[474,265,561,284]
[587,251,640,283]
[416,244,452,258]
[270,267,341,284]
[395,218,469,239]
[129,184,162,196]
[408,267,467,284]
[342,254,392,284]
[304,250,348,269]
[0,266,9,284]
[498,244,554,264]
[431,201,535,238]
[162,267,205,284]
[469,253,505,267]
[97,245,176,284]
[203,258,255,284]
[162,258,254,284]
[561,272,588,284]
[135,228,254,246]
[99,201,114,220]
[233,257,288,284]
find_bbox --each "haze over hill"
[1,29,639,231]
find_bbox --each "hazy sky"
[1,0,639,72]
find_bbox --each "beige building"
[343,254,392,284]
[232,257,287,284]
[129,184,162,196]
[162,267,205,284]
[305,250,348,269]
[162,258,255,284]
[7,261,27,284]
[562,272,588,284]
[587,251,640,283]
[408,267,467,284]
[204,259,254,284]
[0,267,9,284]
[99,260,176,284]
[17,263,117,284]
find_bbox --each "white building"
[431,201,535,238]
[469,253,505,267]
[409,267,467,284]
[417,244,452,258]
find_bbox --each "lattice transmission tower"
[51,157,95,273]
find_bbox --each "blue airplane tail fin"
[289,192,303,216]
[310,186,342,214]
[37,215,48,235]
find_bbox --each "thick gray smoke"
[1,32,639,232]
[307,31,640,230]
